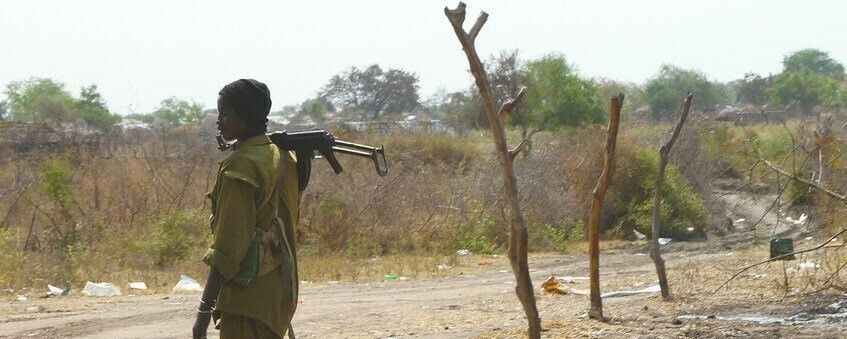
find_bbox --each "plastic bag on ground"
[47,284,64,296]
[172,274,203,292]
[127,282,148,290]
[82,282,122,297]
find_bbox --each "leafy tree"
[644,64,727,121]
[764,49,845,113]
[301,98,330,123]
[783,48,845,81]
[75,84,119,130]
[439,90,486,130]
[318,64,420,120]
[520,54,605,128]
[595,78,646,115]
[4,77,75,122]
[735,73,773,105]
[153,97,204,126]
[766,69,838,112]
[125,113,155,124]
[0,101,7,121]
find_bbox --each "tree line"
[1,48,844,131]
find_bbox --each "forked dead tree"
[444,3,541,337]
[587,93,624,321]
[651,93,693,299]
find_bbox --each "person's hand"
[192,310,212,339]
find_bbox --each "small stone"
[672,318,683,325]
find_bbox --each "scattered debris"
[658,238,672,245]
[47,284,65,296]
[796,261,820,271]
[82,282,122,297]
[456,249,470,256]
[601,285,661,298]
[127,282,148,290]
[17,295,27,301]
[633,229,646,240]
[172,275,202,292]
[436,264,452,271]
[786,213,808,226]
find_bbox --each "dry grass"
[1,118,846,295]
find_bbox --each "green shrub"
[458,215,499,254]
[530,220,584,251]
[147,210,207,268]
[613,148,706,239]
[0,229,26,288]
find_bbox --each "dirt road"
[1,247,845,338]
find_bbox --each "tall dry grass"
[3,117,844,291]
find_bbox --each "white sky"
[2,0,845,115]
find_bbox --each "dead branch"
[758,157,847,203]
[509,128,541,160]
[499,87,527,121]
[650,93,693,300]
[445,3,541,337]
[714,228,847,294]
[587,93,624,321]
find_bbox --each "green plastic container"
[770,237,795,260]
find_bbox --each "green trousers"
[219,312,282,339]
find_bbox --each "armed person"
[193,79,300,339]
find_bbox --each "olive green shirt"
[202,134,300,338]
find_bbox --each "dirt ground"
[1,184,846,338]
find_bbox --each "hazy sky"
[2,0,845,115]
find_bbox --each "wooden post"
[444,3,541,337]
[650,93,693,300]
[587,93,623,321]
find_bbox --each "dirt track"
[1,185,846,338]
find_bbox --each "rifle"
[216,130,388,191]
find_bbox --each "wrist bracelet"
[197,308,213,314]
[199,298,216,307]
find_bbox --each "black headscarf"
[219,79,272,132]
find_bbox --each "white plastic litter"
[82,282,122,297]
[16,295,27,301]
[172,275,203,292]
[436,264,452,271]
[128,282,148,290]
[601,285,661,298]
[47,284,64,296]
[658,238,672,245]
[796,261,820,271]
[456,249,471,256]
[633,229,646,240]
[553,276,590,284]
[786,213,808,226]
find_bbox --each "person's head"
[216,79,272,141]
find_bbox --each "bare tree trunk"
[651,94,693,300]
[444,3,540,337]
[587,93,624,321]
